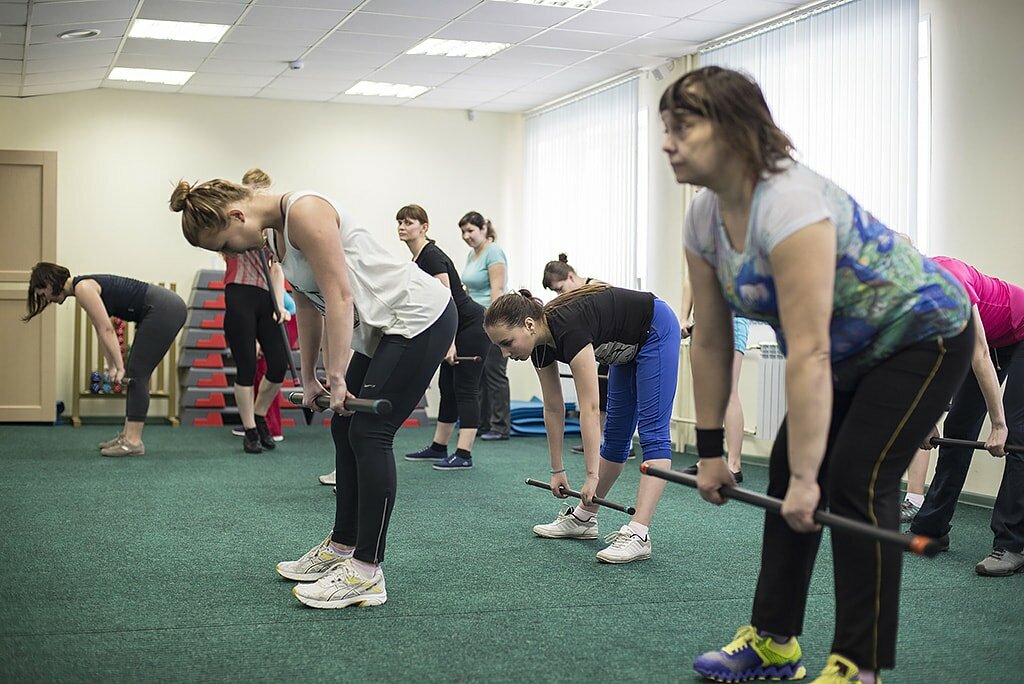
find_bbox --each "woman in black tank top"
[25,262,186,457]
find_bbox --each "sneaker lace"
[602,529,636,548]
[989,549,1006,560]
[723,625,758,654]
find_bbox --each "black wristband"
[695,428,725,459]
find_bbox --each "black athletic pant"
[125,285,187,421]
[912,340,1024,552]
[223,283,288,386]
[437,319,490,428]
[478,343,511,436]
[751,322,973,671]
[332,301,457,564]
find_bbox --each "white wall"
[0,88,522,410]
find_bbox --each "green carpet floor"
[1,423,1020,683]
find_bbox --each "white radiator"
[756,343,787,441]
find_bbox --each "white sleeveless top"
[274,191,451,356]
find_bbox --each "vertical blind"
[523,77,639,294]
[701,0,920,239]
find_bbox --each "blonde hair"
[169,179,252,247]
[241,168,271,189]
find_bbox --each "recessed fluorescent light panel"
[345,81,431,98]
[109,67,194,85]
[128,18,229,43]
[498,0,606,8]
[407,38,510,59]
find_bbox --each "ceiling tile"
[180,84,263,97]
[23,67,107,85]
[32,0,137,26]
[0,26,26,45]
[361,0,481,20]
[577,51,661,71]
[405,87,489,105]
[330,93,406,106]
[121,37,216,58]
[223,25,326,47]
[258,0,362,9]
[202,58,287,76]
[465,59,562,79]
[241,6,352,31]
[608,36,695,57]
[0,43,24,60]
[116,53,207,70]
[596,0,719,19]
[335,12,446,38]
[692,0,794,25]
[185,71,275,88]
[442,72,533,91]
[303,49,392,70]
[258,87,338,102]
[27,37,118,59]
[524,29,631,52]
[138,0,248,24]
[212,42,304,62]
[559,9,678,36]
[30,19,128,44]
[492,45,594,66]
[271,62,372,81]
[651,18,745,42]
[434,20,540,43]
[461,1,581,28]
[383,54,481,75]
[0,59,21,74]
[0,71,20,84]
[317,32,420,54]
[102,80,182,93]
[364,68,454,87]
[26,53,113,73]
[22,81,102,96]
[0,3,28,24]
[270,69,362,87]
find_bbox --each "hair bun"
[557,253,568,263]
[169,180,193,213]
[518,288,534,299]
[242,168,271,189]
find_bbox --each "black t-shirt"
[415,242,484,326]
[73,274,149,322]
[531,287,656,368]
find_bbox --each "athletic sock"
[328,541,354,557]
[455,448,472,460]
[351,559,378,579]
[430,442,448,453]
[572,507,596,522]
[905,493,924,507]
[627,521,649,538]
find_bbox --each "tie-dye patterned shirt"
[684,162,970,389]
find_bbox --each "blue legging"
[601,298,680,463]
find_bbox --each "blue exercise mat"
[509,398,580,436]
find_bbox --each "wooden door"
[0,150,58,422]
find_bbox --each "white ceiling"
[0,0,805,111]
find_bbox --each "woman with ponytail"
[484,284,680,564]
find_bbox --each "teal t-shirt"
[462,243,508,307]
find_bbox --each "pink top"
[933,256,1024,347]
[223,248,274,290]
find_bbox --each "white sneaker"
[318,470,336,486]
[292,559,387,609]
[275,536,349,581]
[596,525,652,564]
[97,432,124,449]
[532,507,598,540]
[273,434,284,442]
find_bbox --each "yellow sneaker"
[811,654,879,684]
[693,625,807,681]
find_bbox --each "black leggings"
[125,286,187,422]
[437,320,490,428]
[331,301,457,564]
[223,283,288,386]
[751,321,973,671]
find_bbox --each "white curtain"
[523,77,639,295]
[701,0,920,239]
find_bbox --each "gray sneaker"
[100,440,144,457]
[975,548,1024,576]
[97,432,124,449]
[899,499,921,524]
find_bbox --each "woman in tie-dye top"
[660,66,974,684]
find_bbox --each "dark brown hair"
[485,283,610,329]
[660,66,794,178]
[459,210,496,241]
[23,262,70,322]
[396,204,429,225]
[542,253,575,290]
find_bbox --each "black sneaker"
[480,431,509,441]
[905,528,950,552]
[731,470,743,484]
[405,445,446,462]
[243,428,263,454]
[254,415,276,450]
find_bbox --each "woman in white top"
[171,179,456,610]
